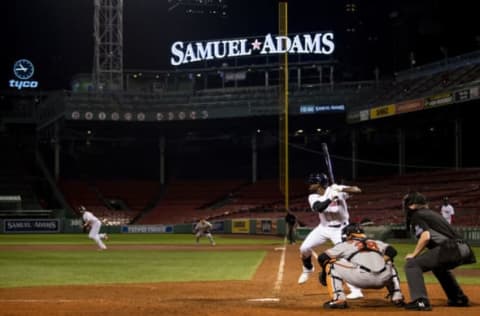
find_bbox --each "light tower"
[93,0,124,91]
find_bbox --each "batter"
[298,172,363,299]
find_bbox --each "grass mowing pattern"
[0,250,266,288]
[0,233,284,245]
[1,234,479,287]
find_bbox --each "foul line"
[0,299,79,303]
[247,236,287,303]
[273,238,287,295]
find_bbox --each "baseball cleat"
[346,291,364,300]
[393,299,405,307]
[404,298,432,311]
[298,267,314,284]
[447,295,469,307]
[323,300,348,309]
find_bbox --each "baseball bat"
[321,142,335,185]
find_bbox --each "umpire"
[403,192,476,311]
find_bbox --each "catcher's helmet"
[341,223,365,241]
[307,172,329,187]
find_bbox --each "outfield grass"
[0,250,266,288]
[0,234,478,288]
[0,233,284,245]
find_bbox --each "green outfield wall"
[2,218,479,244]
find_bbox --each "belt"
[328,224,341,228]
[359,266,386,273]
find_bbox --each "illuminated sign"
[370,104,396,119]
[170,32,335,66]
[425,93,453,108]
[9,59,39,90]
[299,104,345,114]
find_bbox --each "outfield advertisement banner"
[212,221,225,233]
[255,219,277,234]
[232,219,250,233]
[121,225,173,233]
[3,219,60,233]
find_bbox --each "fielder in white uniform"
[194,218,216,246]
[440,197,455,224]
[318,223,404,309]
[298,173,363,299]
[79,206,108,250]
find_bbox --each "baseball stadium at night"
[1,0,480,314]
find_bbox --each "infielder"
[318,223,405,309]
[194,218,216,246]
[298,172,363,299]
[79,205,108,250]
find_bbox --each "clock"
[13,59,35,80]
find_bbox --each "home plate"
[247,298,280,302]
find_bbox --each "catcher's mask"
[341,223,365,241]
[307,172,329,188]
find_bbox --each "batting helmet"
[341,223,365,241]
[307,172,329,187]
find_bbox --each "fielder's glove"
[83,224,91,233]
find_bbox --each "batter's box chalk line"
[247,298,280,302]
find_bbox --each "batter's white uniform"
[324,238,403,303]
[83,211,108,250]
[299,184,363,298]
[440,203,454,224]
[300,185,350,257]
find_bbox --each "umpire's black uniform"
[404,192,475,309]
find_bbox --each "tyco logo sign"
[9,59,39,90]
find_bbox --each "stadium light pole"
[278,0,289,210]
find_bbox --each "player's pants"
[299,225,344,257]
[405,245,467,302]
[89,221,107,249]
[300,224,362,294]
[286,224,296,244]
[326,260,402,301]
[196,231,215,245]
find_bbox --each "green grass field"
[0,234,478,288]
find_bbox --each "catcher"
[318,223,404,309]
[193,218,216,246]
